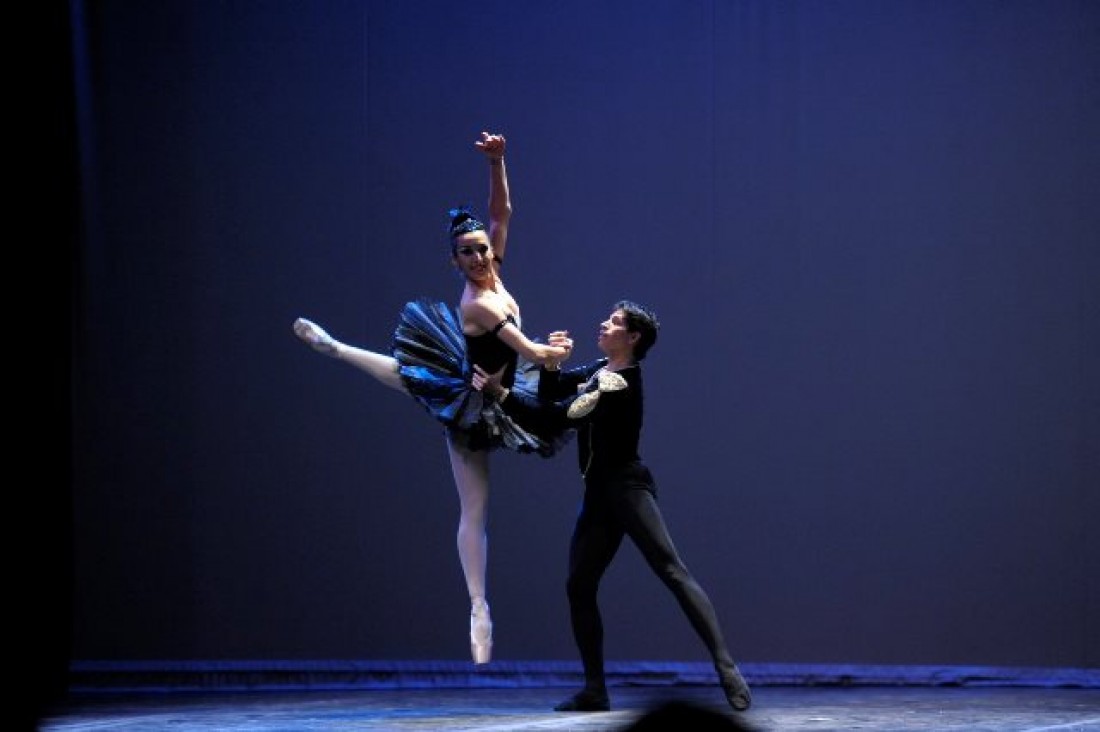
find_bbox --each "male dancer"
[473,300,752,713]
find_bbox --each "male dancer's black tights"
[564,483,738,692]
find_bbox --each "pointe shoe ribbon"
[566,369,628,419]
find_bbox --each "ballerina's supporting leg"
[447,434,493,664]
[296,316,491,661]
[293,317,407,393]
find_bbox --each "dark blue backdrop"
[66,0,1098,671]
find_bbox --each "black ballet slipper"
[553,688,611,712]
[719,667,752,712]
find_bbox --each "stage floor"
[37,686,1100,731]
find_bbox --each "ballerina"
[293,131,572,664]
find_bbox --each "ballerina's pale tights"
[331,345,489,603]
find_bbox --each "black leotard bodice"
[464,314,518,388]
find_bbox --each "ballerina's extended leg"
[292,317,406,392]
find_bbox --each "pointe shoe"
[553,688,610,712]
[470,597,493,664]
[293,317,340,357]
[719,665,752,712]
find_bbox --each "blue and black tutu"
[391,298,573,457]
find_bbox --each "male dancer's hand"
[546,330,573,368]
[471,364,508,400]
